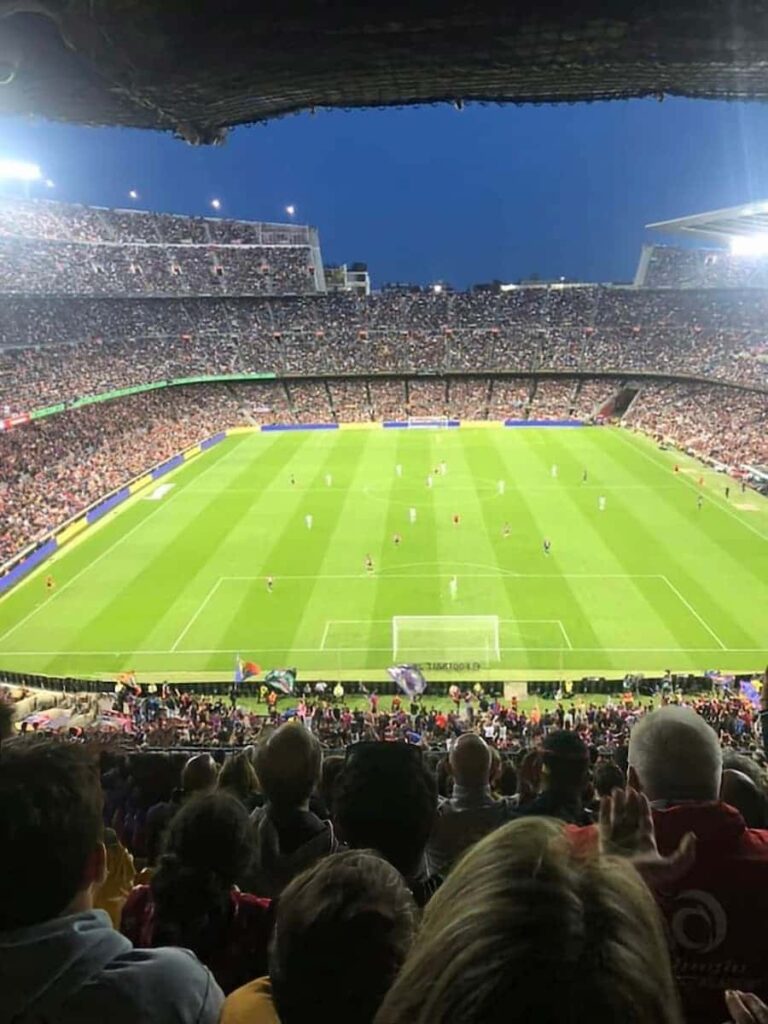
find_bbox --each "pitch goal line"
[320,618,573,654]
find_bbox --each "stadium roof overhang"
[5,4,768,142]
[647,203,768,247]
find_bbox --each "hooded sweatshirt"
[0,908,223,1024]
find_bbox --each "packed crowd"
[3,676,768,1023]
[642,244,768,289]
[625,382,768,468]
[0,385,244,565]
[0,199,318,298]
[0,199,311,247]
[0,286,767,417]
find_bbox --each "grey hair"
[628,705,722,802]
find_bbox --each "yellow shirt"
[220,977,280,1024]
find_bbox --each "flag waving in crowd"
[387,664,427,700]
[233,656,261,686]
[264,668,297,696]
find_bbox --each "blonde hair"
[375,818,681,1024]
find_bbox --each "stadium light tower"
[128,189,139,200]
[211,197,221,210]
[730,234,768,256]
[0,159,42,182]
[285,204,296,217]
[433,283,443,294]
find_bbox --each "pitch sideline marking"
[614,429,768,543]
[0,439,245,647]
[171,579,225,652]
[659,575,727,651]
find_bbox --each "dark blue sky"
[2,98,768,288]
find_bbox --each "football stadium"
[3,7,768,1024]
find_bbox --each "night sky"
[2,97,768,289]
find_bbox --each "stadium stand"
[640,245,768,289]
[0,200,321,298]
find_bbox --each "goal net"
[407,416,450,428]
[392,615,501,663]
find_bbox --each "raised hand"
[599,786,696,888]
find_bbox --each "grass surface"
[0,425,765,682]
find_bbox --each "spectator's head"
[318,753,345,816]
[629,705,722,802]
[151,792,254,954]
[594,761,626,798]
[720,769,767,828]
[540,730,590,796]
[497,759,518,797]
[218,751,259,804]
[181,752,218,796]
[450,733,492,788]
[255,722,322,811]
[334,743,437,880]
[375,818,681,1024]
[0,741,105,930]
[271,850,417,1024]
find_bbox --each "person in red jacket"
[626,704,768,1024]
[121,791,272,995]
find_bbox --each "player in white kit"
[498,480,505,495]
[409,507,417,524]
[325,474,332,487]
[395,464,402,477]
[449,576,458,599]
[598,496,606,512]
[551,464,558,479]
[305,513,313,529]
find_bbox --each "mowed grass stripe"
[70,433,302,660]
[596,430,766,649]
[215,431,374,665]
[0,436,250,667]
[486,429,605,657]
[539,430,734,660]
[365,431,443,665]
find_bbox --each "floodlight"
[211,198,221,210]
[285,204,296,216]
[128,189,139,199]
[729,235,768,256]
[433,283,443,294]
[0,159,42,182]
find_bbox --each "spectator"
[517,729,594,825]
[0,741,223,1023]
[427,733,514,874]
[628,705,768,1022]
[248,723,337,897]
[375,817,682,1024]
[218,751,262,810]
[594,760,626,798]
[334,742,440,905]
[144,751,219,865]
[121,792,271,994]
[221,850,418,1024]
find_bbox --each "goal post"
[392,615,501,663]
[407,415,450,428]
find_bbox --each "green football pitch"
[0,425,765,683]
